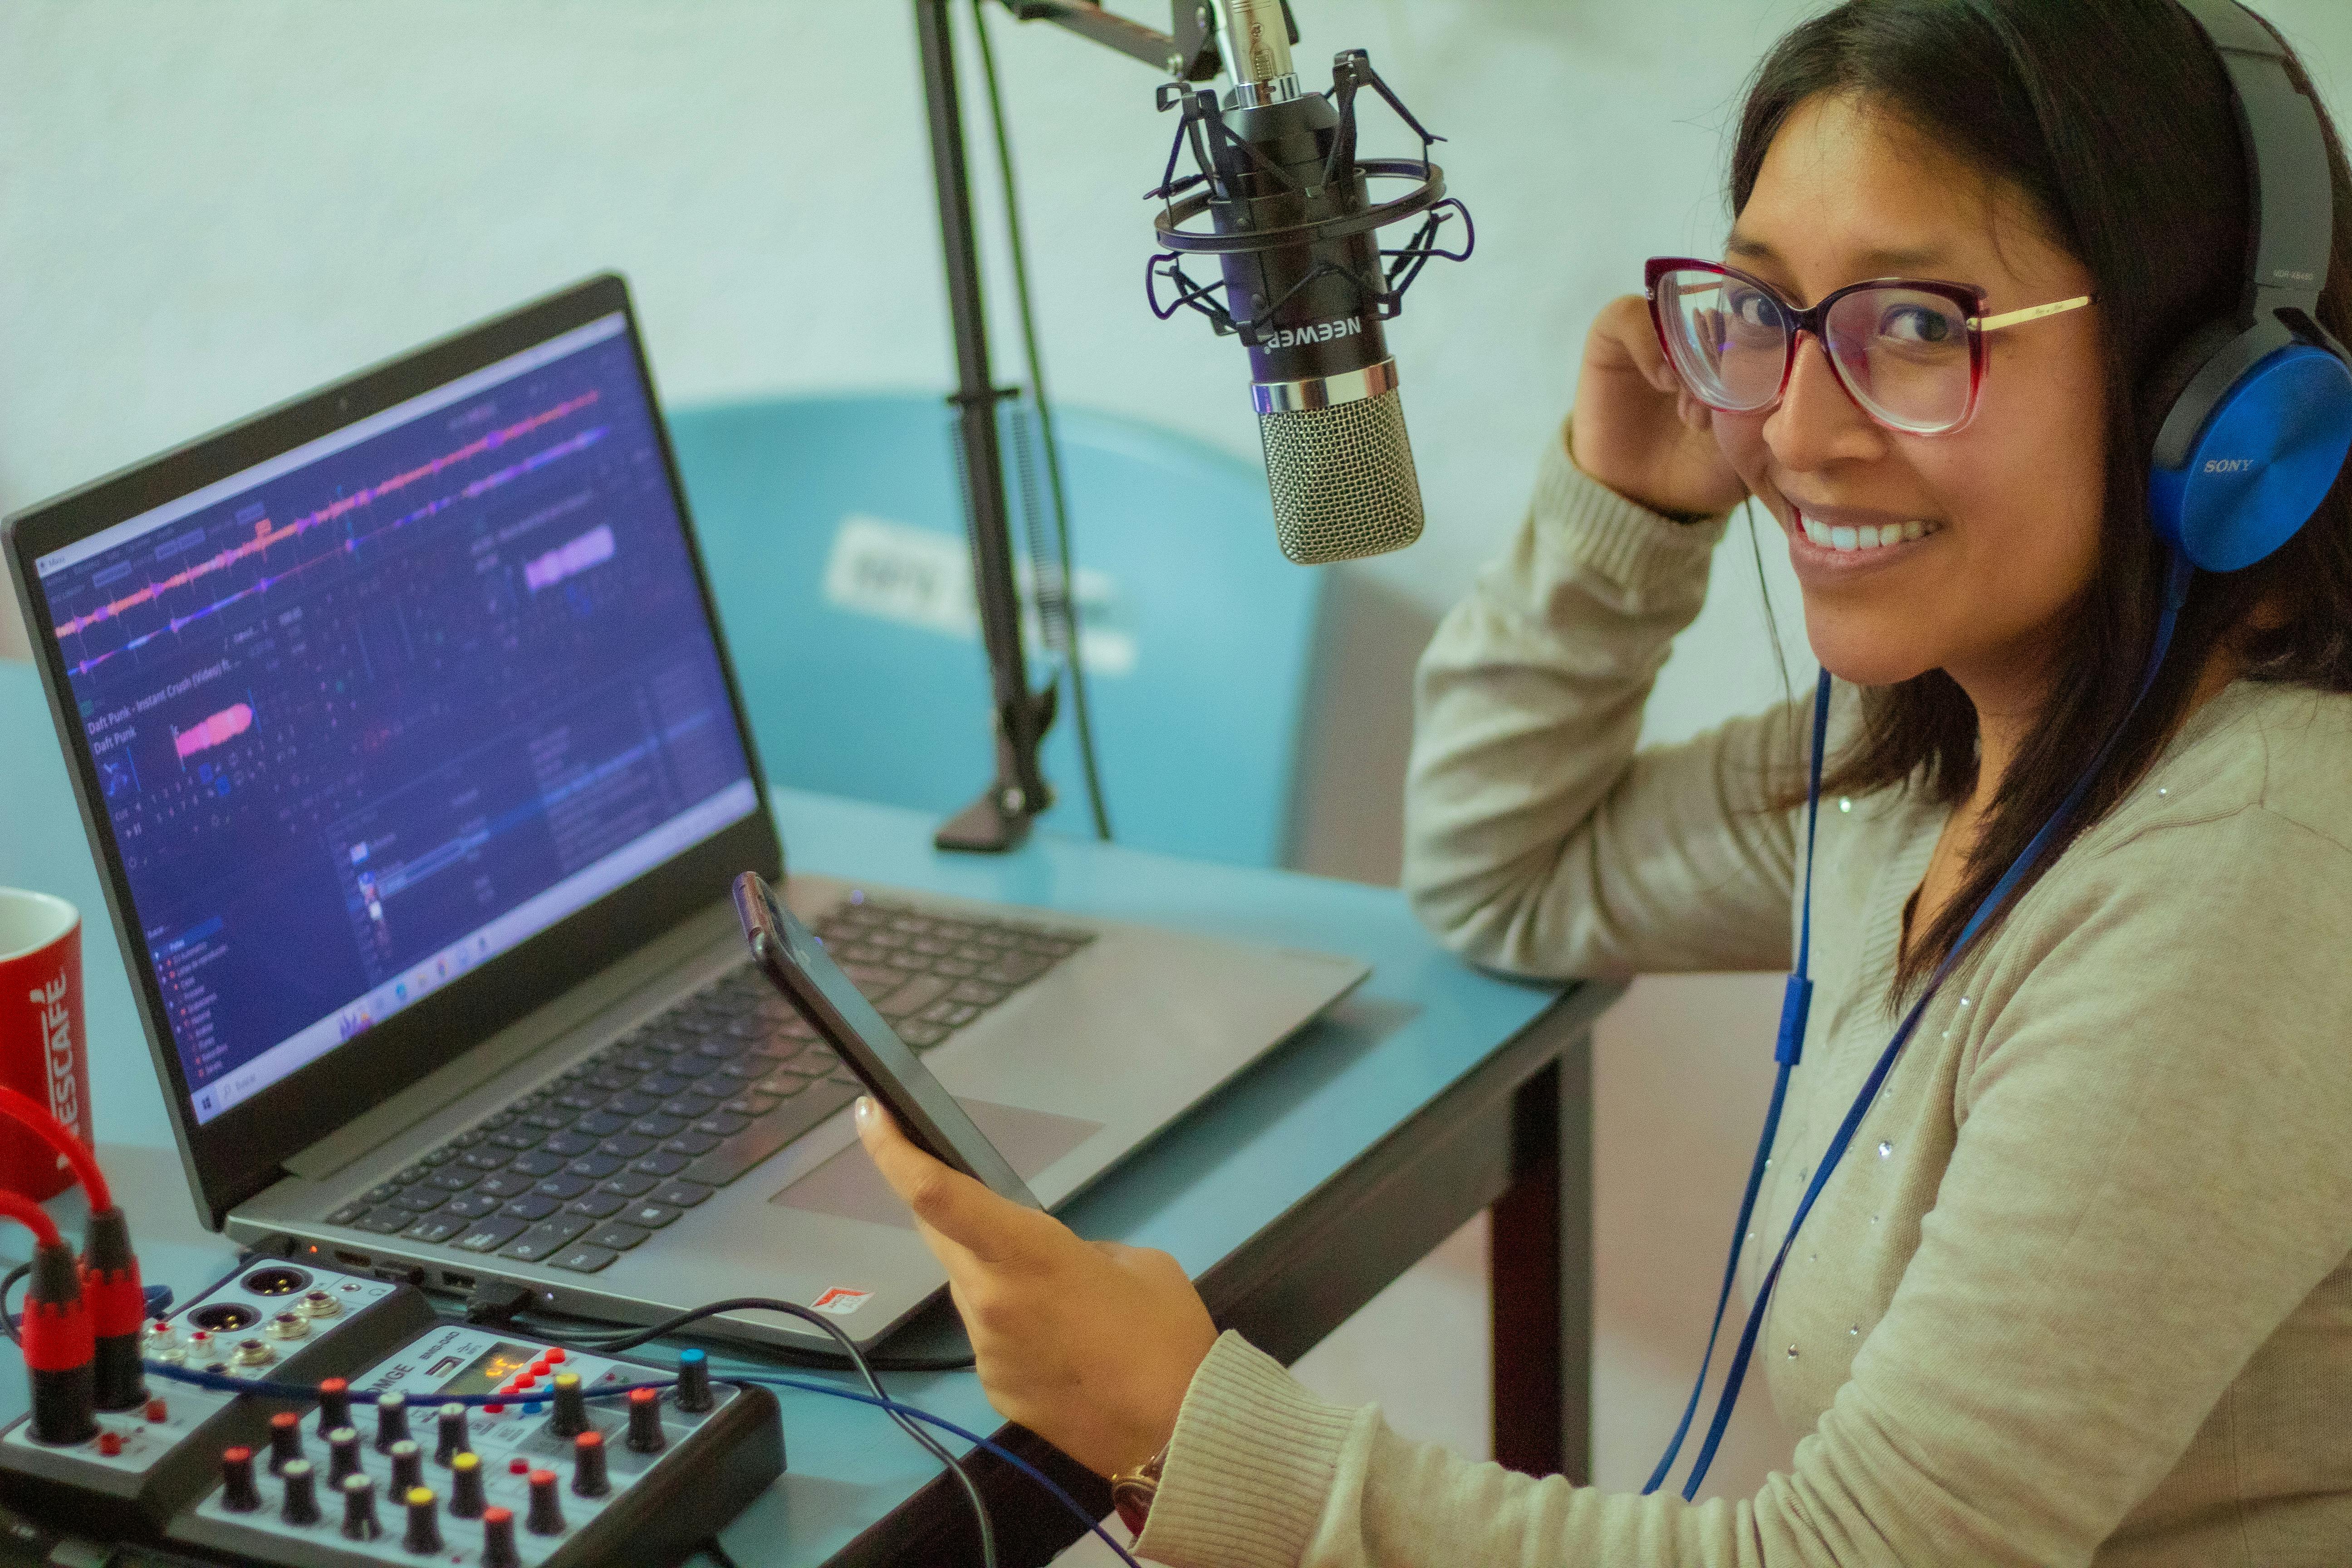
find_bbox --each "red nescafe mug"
[0,890,90,1202]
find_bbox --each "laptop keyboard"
[323,895,1093,1274]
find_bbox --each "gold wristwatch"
[1109,1442,1170,1541]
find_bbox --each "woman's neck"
[1950,639,2243,825]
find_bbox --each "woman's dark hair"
[1733,0,2352,998]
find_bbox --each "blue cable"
[724,1372,1143,1568]
[1642,668,1829,1498]
[1651,551,2193,1499]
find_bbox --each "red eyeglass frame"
[1642,256,2094,436]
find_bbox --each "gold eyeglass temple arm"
[1976,294,2096,333]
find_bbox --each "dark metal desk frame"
[834,979,1620,1565]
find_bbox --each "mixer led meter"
[0,1259,784,1568]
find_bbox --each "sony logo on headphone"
[2204,457,2257,474]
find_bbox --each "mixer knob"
[326,1426,363,1487]
[525,1468,565,1535]
[219,1446,261,1512]
[340,1474,382,1541]
[626,1386,666,1454]
[388,1438,422,1495]
[315,1377,352,1435]
[569,1429,610,1498]
[402,1486,444,1554]
[675,1347,714,1413]
[267,1410,304,1474]
[447,1451,486,1519]
[480,1505,522,1568]
[548,1372,589,1439]
[279,1459,321,1526]
[433,1402,470,1465]
[374,1391,410,1451]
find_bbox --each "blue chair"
[662,393,1325,869]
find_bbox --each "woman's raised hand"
[1571,293,1749,518]
[854,1098,1220,1478]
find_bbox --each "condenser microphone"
[1149,2,1471,564]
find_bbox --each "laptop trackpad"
[769,1099,1102,1229]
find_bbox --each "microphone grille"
[1257,388,1426,564]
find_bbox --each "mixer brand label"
[810,1286,872,1316]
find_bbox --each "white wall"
[10,0,2352,1515]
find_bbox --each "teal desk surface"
[0,657,1567,1563]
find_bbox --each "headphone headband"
[2174,0,2334,322]
[2146,0,2352,571]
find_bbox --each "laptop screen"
[30,309,758,1127]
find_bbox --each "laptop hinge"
[280,900,741,1184]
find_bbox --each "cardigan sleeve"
[1401,424,1803,979]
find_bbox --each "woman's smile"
[1776,500,1948,583]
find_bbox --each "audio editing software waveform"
[42,326,755,1115]
[54,392,604,673]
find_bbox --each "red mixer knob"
[569,1430,609,1498]
[481,1505,523,1568]
[267,1410,304,1473]
[314,1377,352,1436]
[525,1468,565,1535]
[626,1386,666,1454]
[219,1445,261,1512]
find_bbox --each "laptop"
[1,274,1367,1351]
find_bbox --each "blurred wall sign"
[821,514,1137,676]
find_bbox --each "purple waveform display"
[523,524,617,593]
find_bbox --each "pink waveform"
[523,524,616,593]
[175,702,254,761]
[53,391,602,643]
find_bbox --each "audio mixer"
[0,1258,782,1567]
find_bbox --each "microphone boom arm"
[908,0,1307,853]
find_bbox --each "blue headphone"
[1647,0,2352,1502]
[2151,0,2352,572]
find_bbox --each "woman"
[855,0,2352,1561]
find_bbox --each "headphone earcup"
[2147,325,2352,572]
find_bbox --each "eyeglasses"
[1644,257,2095,436]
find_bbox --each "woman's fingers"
[856,1103,1220,1475]
[1571,291,1749,518]
[855,1098,1057,1267]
